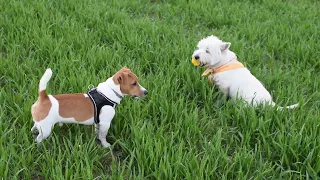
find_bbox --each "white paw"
[36,136,43,144]
[101,142,111,148]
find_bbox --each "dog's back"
[213,68,273,105]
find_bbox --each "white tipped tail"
[276,103,299,111]
[39,68,53,91]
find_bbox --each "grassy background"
[1,0,319,179]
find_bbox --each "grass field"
[1,0,320,179]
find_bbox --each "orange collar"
[202,62,245,77]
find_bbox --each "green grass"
[1,0,320,179]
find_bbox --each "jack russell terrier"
[191,35,298,110]
[31,67,147,148]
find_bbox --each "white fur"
[97,78,123,104]
[39,68,52,91]
[139,84,147,92]
[192,35,298,110]
[31,70,147,148]
[32,93,116,148]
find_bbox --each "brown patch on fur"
[54,93,94,122]
[112,67,144,97]
[32,90,52,121]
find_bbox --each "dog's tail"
[271,102,299,111]
[38,68,53,101]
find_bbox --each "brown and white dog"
[31,67,147,148]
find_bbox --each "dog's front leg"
[97,124,111,148]
[97,106,115,148]
[226,87,231,101]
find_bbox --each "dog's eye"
[205,49,210,54]
[132,82,137,86]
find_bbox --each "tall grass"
[1,0,319,179]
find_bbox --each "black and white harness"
[86,88,121,124]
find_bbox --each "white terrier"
[191,35,298,110]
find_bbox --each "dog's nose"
[143,90,148,95]
[194,55,199,60]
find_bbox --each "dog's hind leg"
[35,122,54,144]
[31,122,40,138]
[31,124,37,132]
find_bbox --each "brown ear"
[113,72,126,84]
[122,66,131,71]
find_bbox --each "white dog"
[191,35,298,110]
[31,67,147,147]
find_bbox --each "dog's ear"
[122,66,131,71]
[220,42,231,51]
[113,72,127,85]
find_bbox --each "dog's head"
[112,67,148,97]
[191,35,231,68]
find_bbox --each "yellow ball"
[192,58,200,66]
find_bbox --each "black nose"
[143,90,148,95]
[194,55,199,60]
